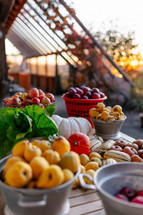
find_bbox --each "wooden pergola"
[0,0,134,100]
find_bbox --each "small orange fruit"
[63,169,74,183]
[2,156,24,179]
[12,140,30,157]
[89,108,99,118]
[31,140,51,152]
[37,165,64,189]
[43,149,60,165]
[24,145,42,162]
[59,151,80,173]
[52,136,71,157]
[30,157,49,179]
[5,161,32,188]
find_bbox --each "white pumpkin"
[51,115,92,139]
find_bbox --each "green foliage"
[0,105,58,159]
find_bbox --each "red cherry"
[131,196,143,204]
[73,94,81,99]
[137,190,143,196]
[92,93,100,99]
[120,187,136,199]
[68,87,77,97]
[99,92,105,98]
[81,86,91,93]
[115,194,129,201]
[75,87,84,96]
[91,88,100,93]
[82,95,89,99]
[64,92,71,98]
[85,91,92,98]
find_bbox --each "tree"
[94,29,142,79]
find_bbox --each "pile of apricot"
[89,103,125,121]
[2,136,80,189]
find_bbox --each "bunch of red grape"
[64,86,105,99]
[115,187,143,204]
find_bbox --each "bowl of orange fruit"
[0,137,81,215]
[89,103,127,140]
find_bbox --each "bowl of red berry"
[62,86,107,125]
[79,162,143,215]
[3,88,55,109]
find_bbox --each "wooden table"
[0,133,135,215]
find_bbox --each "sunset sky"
[6,0,143,55]
[72,0,143,54]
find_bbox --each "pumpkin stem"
[74,142,78,146]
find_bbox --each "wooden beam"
[0,24,8,99]
[0,0,15,25]
[6,0,27,32]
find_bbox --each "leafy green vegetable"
[0,104,58,159]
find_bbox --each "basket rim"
[62,94,107,102]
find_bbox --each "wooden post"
[0,24,9,99]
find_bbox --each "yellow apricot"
[63,169,74,183]
[37,165,64,189]
[12,140,30,157]
[30,157,49,179]
[43,149,60,165]
[52,136,71,157]
[31,140,51,152]
[24,145,42,162]
[5,161,32,188]
[89,108,99,118]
